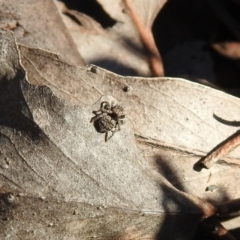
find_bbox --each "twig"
[200,130,240,168]
[124,0,164,76]
[213,114,240,127]
[201,217,236,240]
[198,199,240,239]
[215,198,240,216]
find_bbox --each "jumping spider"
[90,101,125,142]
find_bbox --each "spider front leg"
[91,102,109,115]
[90,113,105,123]
[100,101,113,114]
[92,109,102,115]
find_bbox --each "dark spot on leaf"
[123,86,131,92]
[90,65,98,74]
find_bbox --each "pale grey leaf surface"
[18,42,240,220]
[19,45,240,156]
[0,29,215,239]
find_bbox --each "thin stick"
[215,198,240,215]
[201,218,236,240]
[124,0,164,76]
[201,130,240,168]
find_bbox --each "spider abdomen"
[98,116,116,133]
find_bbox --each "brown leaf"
[56,0,165,76]
[0,0,84,65]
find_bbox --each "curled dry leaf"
[0,29,219,239]
[212,42,240,60]
[56,0,165,76]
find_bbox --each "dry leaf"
[18,36,240,205]
[212,42,240,60]
[56,0,165,76]
[17,31,240,233]
[0,0,84,65]
[19,43,240,157]
[0,29,221,239]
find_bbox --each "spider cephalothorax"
[90,101,125,142]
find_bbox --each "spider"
[90,101,125,142]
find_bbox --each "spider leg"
[106,126,120,142]
[101,108,112,114]
[101,101,110,108]
[115,122,121,131]
[106,130,115,142]
[92,109,102,114]
[90,114,103,123]
[101,101,110,110]
[105,131,109,142]
[92,102,110,115]
[101,101,112,114]
[118,119,124,126]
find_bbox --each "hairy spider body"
[90,101,125,142]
